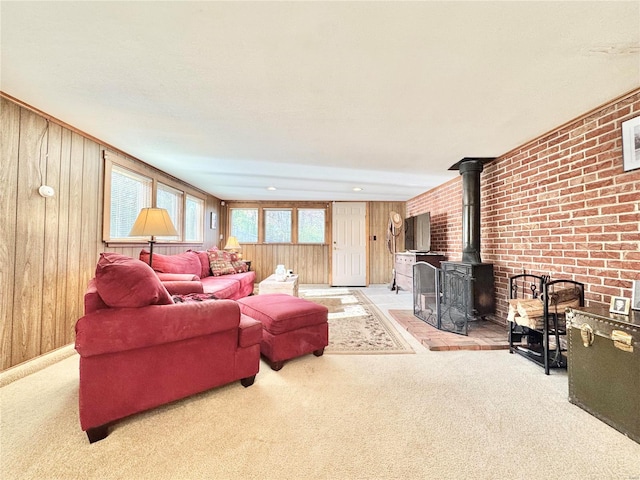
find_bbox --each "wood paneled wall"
[368,202,406,285]
[0,96,221,370]
[1,95,409,370]
[228,201,405,285]
[242,244,329,284]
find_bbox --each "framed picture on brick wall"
[622,115,640,172]
[610,296,630,315]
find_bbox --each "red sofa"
[140,249,255,300]
[75,253,262,443]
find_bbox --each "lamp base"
[148,240,156,267]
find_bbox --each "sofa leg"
[313,348,325,357]
[269,360,284,371]
[240,375,256,387]
[86,425,109,443]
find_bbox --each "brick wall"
[407,88,640,324]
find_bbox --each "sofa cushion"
[95,253,173,308]
[139,250,202,277]
[201,277,240,298]
[188,250,212,278]
[207,249,237,276]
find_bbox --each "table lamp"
[129,208,178,267]
[224,236,242,259]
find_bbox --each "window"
[103,151,206,244]
[109,165,152,241]
[230,208,258,243]
[185,195,204,242]
[298,209,325,243]
[264,209,292,243]
[156,183,184,240]
[227,202,327,245]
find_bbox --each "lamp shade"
[129,208,178,238]
[224,236,241,250]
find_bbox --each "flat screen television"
[405,212,431,252]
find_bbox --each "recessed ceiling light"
[353,187,363,192]
[267,186,277,191]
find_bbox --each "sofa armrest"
[75,299,240,357]
[156,273,200,282]
[163,281,204,295]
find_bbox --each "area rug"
[300,288,413,354]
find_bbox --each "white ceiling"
[2,1,639,201]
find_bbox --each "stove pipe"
[449,157,495,264]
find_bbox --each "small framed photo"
[632,280,640,311]
[622,115,640,172]
[609,296,630,315]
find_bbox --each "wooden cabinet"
[394,252,444,292]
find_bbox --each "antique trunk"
[568,306,640,444]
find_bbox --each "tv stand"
[394,252,445,293]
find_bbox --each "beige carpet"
[2,349,640,479]
[300,288,413,355]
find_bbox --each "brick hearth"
[389,310,509,351]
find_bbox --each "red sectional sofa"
[139,249,256,300]
[75,252,262,443]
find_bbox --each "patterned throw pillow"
[207,249,236,276]
[229,252,248,273]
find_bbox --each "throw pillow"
[139,250,201,277]
[207,249,236,276]
[95,252,173,308]
[187,250,212,278]
[229,252,248,273]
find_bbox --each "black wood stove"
[413,157,496,335]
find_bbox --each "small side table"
[258,274,299,296]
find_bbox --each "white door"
[332,202,366,286]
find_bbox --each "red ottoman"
[237,294,329,371]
